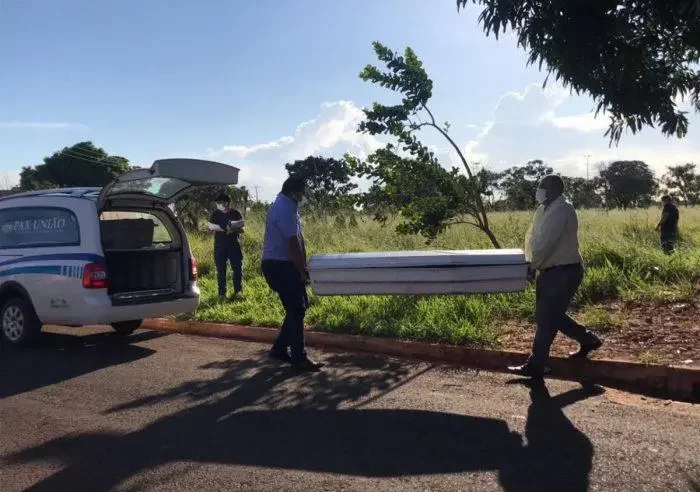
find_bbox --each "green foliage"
[19,141,131,190]
[284,156,358,214]
[598,161,658,209]
[354,41,500,247]
[175,185,250,230]
[498,160,552,210]
[563,177,603,209]
[662,163,700,205]
[457,0,700,143]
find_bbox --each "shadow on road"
[0,330,163,399]
[3,354,600,491]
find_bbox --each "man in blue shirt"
[262,176,322,372]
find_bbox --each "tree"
[285,156,357,213]
[598,161,658,209]
[175,185,249,230]
[352,42,501,247]
[19,142,130,190]
[562,177,603,209]
[662,163,700,205]
[499,160,552,210]
[457,0,700,143]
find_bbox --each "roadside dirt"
[500,300,700,368]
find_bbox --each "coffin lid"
[308,249,527,270]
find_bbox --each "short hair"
[281,176,306,195]
[214,192,230,203]
[661,195,672,202]
[542,174,565,194]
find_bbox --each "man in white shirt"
[509,175,602,377]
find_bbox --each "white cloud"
[463,84,700,177]
[0,170,20,190]
[550,113,609,132]
[0,121,86,130]
[207,100,382,201]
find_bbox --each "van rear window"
[100,211,174,249]
[0,207,80,248]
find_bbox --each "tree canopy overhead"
[457,0,700,143]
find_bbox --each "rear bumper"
[39,284,200,325]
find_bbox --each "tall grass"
[186,207,700,348]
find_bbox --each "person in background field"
[208,192,244,300]
[509,175,603,378]
[656,195,679,254]
[261,176,322,372]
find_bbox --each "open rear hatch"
[97,158,240,212]
[97,158,239,305]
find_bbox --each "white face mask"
[535,188,548,204]
[216,203,226,212]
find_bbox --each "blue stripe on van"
[0,253,105,268]
[0,265,63,278]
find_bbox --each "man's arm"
[655,211,668,231]
[529,205,571,270]
[286,236,307,279]
[277,210,307,279]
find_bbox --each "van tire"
[0,296,41,348]
[111,320,142,336]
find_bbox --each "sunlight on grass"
[184,207,700,348]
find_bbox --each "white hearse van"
[0,158,239,347]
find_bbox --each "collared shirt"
[262,194,303,261]
[209,208,243,249]
[525,195,583,271]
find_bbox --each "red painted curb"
[141,318,700,402]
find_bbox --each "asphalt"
[1,326,699,492]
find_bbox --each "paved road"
[1,326,699,492]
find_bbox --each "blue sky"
[2,0,699,199]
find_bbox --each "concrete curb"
[141,318,700,403]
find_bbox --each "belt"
[542,263,582,272]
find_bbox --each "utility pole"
[584,154,591,180]
[253,186,260,202]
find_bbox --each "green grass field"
[186,207,700,348]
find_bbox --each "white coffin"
[308,249,528,296]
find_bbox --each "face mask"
[298,195,308,208]
[535,188,548,204]
[216,203,226,212]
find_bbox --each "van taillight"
[83,263,108,289]
[189,257,198,280]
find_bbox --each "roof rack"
[0,187,101,202]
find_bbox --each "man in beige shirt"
[509,175,602,377]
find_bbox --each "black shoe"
[569,338,603,359]
[292,357,324,373]
[507,363,551,378]
[268,350,293,364]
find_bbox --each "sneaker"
[569,338,603,359]
[507,363,551,378]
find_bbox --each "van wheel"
[0,297,41,347]
[111,320,142,336]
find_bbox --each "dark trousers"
[528,264,597,369]
[214,245,242,296]
[661,231,676,254]
[262,260,308,361]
